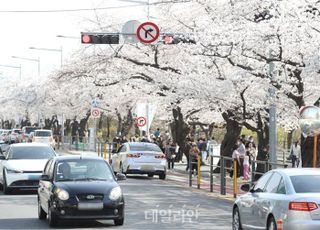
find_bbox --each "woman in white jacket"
[290,141,302,168]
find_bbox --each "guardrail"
[188,153,288,198]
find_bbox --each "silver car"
[111,142,166,179]
[233,168,320,230]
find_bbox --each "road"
[0,175,233,229]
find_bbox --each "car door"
[243,171,273,228]
[39,159,53,213]
[0,147,11,184]
[255,172,283,228]
[112,146,123,172]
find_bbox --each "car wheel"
[159,172,166,180]
[232,206,242,230]
[148,174,154,178]
[38,197,47,220]
[3,172,11,195]
[48,203,58,227]
[267,215,277,230]
[114,218,124,226]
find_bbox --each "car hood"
[4,159,48,172]
[55,180,119,195]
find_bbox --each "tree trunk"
[301,135,319,167]
[213,110,242,173]
[170,107,190,160]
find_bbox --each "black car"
[37,155,126,227]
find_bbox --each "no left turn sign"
[91,108,101,118]
[136,22,160,44]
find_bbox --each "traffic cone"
[277,218,283,230]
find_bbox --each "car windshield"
[130,144,162,152]
[13,130,22,134]
[25,127,38,134]
[35,131,51,137]
[291,175,320,193]
[55,159,114,182]
[8,146,56,160]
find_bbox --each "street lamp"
[29,46,63,67]
[0,64,22,80]
[11,56,40,78]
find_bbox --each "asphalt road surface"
[0,175,233,230]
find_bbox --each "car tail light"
[289,202,318,211]
[155,154,166,159]
[127,153,140,158]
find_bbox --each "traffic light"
[81,32,120,44]
[162,34,196,45]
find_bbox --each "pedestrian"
[154,128,161,138]
[289,141,301,168]
[185,139,192,171]
[189,142,200,175]
[237,138,246,178]
[165,142,175,170]
[243,151,250,180]
[230,144,240,178]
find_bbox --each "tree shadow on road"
[0,218,116,229]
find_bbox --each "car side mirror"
[0,155,5,160]
[240,184,251,192]
[116,173,126,181]
[40,174,50,181]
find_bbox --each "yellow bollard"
[197,155,201,189]
[234,159,238,198]
[104,144,107,160]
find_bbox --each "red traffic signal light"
[81,33,119,44]
[81,34,92,43]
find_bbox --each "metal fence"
[188,154,288,198]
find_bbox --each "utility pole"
[269,49,277,169]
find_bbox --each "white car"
[32,129,56,149]
[111,142,166,179]
[0,143,57,194]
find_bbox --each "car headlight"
[55,188,69,201]
[6,168,23,174]
[109,187,122,201]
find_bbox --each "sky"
[0,0,154,83]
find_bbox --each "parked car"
[32,129,56,149]
[8,128,22,143]
[111,142,166,179]
[37,155,125,227]
[21,126,39,143]
[0,143,57,194]
[232,168,320,230]
[0,129,10,141]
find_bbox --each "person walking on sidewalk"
[290,141,301,168]
[165,142,175,170]
[230,144,240,178]
[243,152,250,180]
[189,142,200,175]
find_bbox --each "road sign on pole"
[136,116,147,127]
[136,22,160,44]
[91,108,101,118]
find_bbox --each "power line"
[0,1,189,13]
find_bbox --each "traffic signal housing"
[162,33,196,45]
[81,32,120,44]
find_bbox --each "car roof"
[54,155,105,162]
[272,168,320,177]
[127,142,158,147]
[10,143,52,147]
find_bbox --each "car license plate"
[141,165,154,171]
[78,202,103,210]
